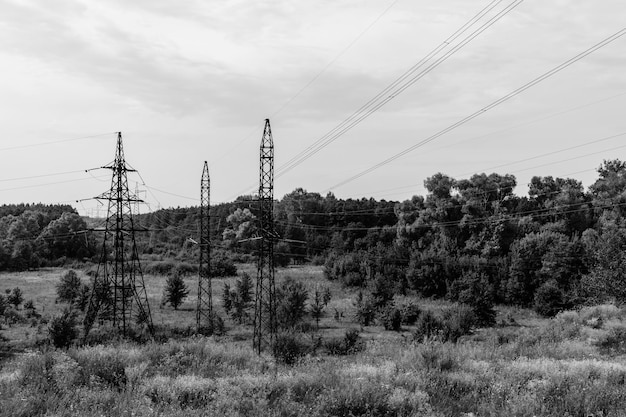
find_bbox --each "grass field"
[2,265,626,416]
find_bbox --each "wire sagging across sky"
[325,26,626,194]
[275,0,522,180]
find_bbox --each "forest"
[1,159,625,317]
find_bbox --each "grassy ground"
[2,266,626,416]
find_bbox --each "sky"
[0,0,625,217]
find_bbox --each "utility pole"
[196,161,213,333]
[253,119,277,354]
[83,132,153,338]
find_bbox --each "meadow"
[1,265,626,416]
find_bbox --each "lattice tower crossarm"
[253,119,277,354]
[196,161,213,333]
[83,132,153,338]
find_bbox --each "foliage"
[353,290,376,326]
[163,274,189,310]
[210,250,237,277]
[276,277,309,329]
[273,332,307,365]
[310,286,331,329]
[324,328,365,355]
[594,326,626,355]
[224,272,254,324]
[0,293,7,317]
[7,287,23,308]
[56,269,83,304]
[534,279,565,317]
[48,308,78,348]
[380,305,402,331]
[398,300,421,325]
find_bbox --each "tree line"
[1,160,625,317]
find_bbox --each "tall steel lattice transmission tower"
[83,132,153,338]
[253,119,277,354]
[196,161,213,334]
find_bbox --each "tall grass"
[2,303,626,416]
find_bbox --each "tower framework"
[196,161,213,333]
[83,132,153,337]
[253,119,277,354]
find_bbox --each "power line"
[227,0,519,200]
[211,0,399,167]
[0,132,115,152]
[275,0,521,180]
[325,27,626,193]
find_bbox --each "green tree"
[226,272,254,324]
[581,214,626,303]
[7,287,23,309]
[276,277,308,329]
[163,274,189,310]
[310,286,331,329]
[56,270,83,304]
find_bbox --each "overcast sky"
[1,0,625,216]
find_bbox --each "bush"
[7,287,23,308]
[48,309,78,348]
[414,310,443,342]
[399,301,421,325]
[353,291,376,326]
[273,333,307,365]
[380,306,402,331]
[324,329,365,355]
[594,326,626,355]
[211,251,237,277]
[534,279,564,317]
[56,269,83,304]
[225,272,254,324]
[0,293,8,316]
[276,278,308,329]
[440,305,476,343]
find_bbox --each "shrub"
[7,287,23,308]
[56,269,83,304]
[310,286,331,329]
[163,273,189,310]
[413,310,443,342]
[534,279,564,317]
[225,272,254,324]
[594,326,626,355]
[276,277,308,329]
[0,293,7,316]
[440,305,476,343]
[324,329,365,355]
[399,301,421,325]
[48,309,78,348]
[211,251,237,277]
[273,333,307,365]
[380,306,402,331]
[353,291,376,326]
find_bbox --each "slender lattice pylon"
[196,161,213,333]
[253,119,277,354]
[83,132,153,338]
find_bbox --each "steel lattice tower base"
[196,161,213,334]
[253,119,277,354]
[83,132,153,338]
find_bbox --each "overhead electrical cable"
[211,0,399,167]
[227,0,517,200]
[325,27,626,193]
[275,0,521,180]
[0,132,115,152]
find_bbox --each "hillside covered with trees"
[1,159,625,316]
